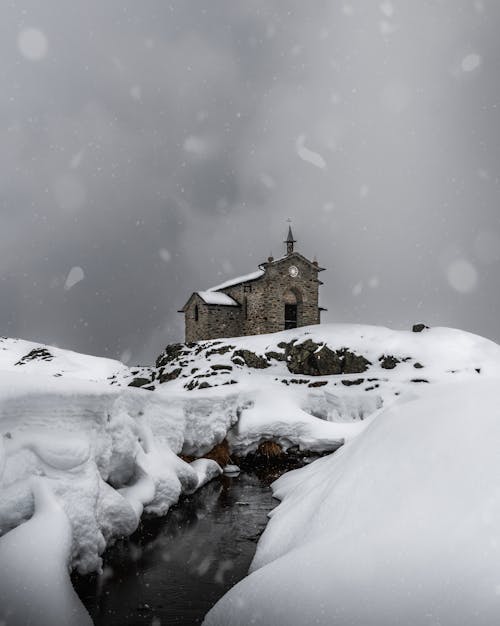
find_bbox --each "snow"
[3,323,500,623]
[0,477,92,626]
[462,53,481,72]
[197,290,239,306]
[295,134,327,169]
[204,380,500,625]
[64,266,85,290]
[206,268,265,292]
[17,27,48,61]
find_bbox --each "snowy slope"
[204,380,500,625]
[147,323,500,455]
[0,336,128,382]
[2,324,500,624]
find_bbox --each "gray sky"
[1,0,500,364]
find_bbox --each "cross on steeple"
[285,218,296,255]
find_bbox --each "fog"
[1,0,500,363]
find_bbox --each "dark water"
[73,470,285,626]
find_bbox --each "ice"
[17,28,48,61]
[295,135,327,169]
[64,266,85,291]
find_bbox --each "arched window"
[194,305,199,322]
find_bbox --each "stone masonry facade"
[181,232,325,342]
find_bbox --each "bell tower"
[285,223,296,255]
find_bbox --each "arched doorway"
[283,288,302,329]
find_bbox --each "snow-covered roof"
[207,269,266,292]
[197,291,239,306]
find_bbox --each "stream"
[73,467,290,625]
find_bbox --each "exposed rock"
[15,348,54,365]
[308,381,328,388]
[265,350,286,362]
[210,364,233,371]
[157,367,182,383]
[343,350,371,374]
[412,323,429,333]
[198,381,212,389]
[127,377,151,388]
[285,340,371,376]
[379,355,400,370]
[413,362,424,369]
[205,345,234,358]
[341,378,365,386]
[184,379,198,391]
[231,349,270,369]
[155,343,188,368]
[411,378,429,383]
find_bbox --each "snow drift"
[204,380,500,625]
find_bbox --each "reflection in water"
[73,471,281,625]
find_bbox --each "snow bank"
[204,380,500,625]
[0,477,92,626]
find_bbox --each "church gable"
[181,227,325,342]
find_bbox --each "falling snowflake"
[461,53,481,73]
[159,248,172,263]
[18,28,48,61]
[64,266,85,291]
[446,259,478,294]
[295,135,327,170]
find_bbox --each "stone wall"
[183,252,323,341]
[185,295,243,342]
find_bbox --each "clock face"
[288,265,299,278]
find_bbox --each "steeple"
[285,222,296,255]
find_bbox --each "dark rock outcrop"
[128,377,151,388]
[379,355,400,370]
[231,349,270,369]
[15,348,54,365]
[284,340,371,376]
[412,323,429,333]
[155,343,188,368]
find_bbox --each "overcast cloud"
[1,0,500,363]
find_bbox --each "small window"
[194,305,199,322]
[243,284,252,293]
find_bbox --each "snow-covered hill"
[0,336,128,382]
[2,324,500,625]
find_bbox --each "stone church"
[180,227,326,342]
